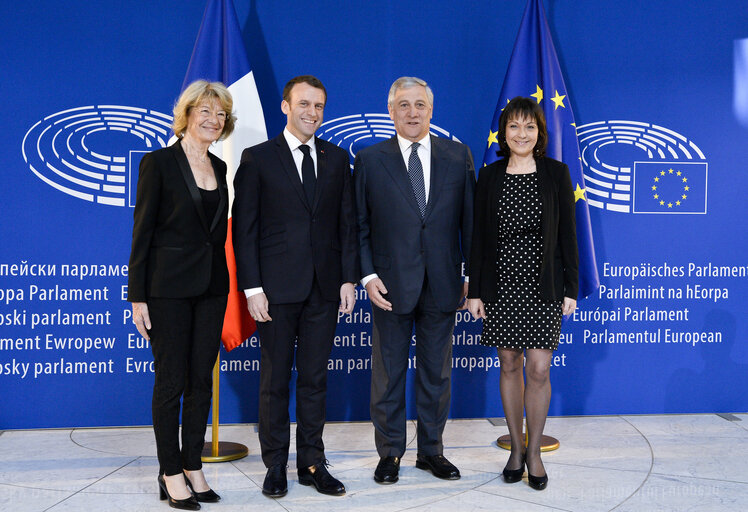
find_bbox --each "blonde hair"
[172,80,236,140]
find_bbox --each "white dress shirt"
[361,133,431,288]
[245,129,318,298]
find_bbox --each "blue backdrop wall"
[1,0,747,429]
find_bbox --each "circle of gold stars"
[651,168,689,208]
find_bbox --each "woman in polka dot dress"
[467,97,578,491]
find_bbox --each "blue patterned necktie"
[407,142,426,217]
[299,144,316,205]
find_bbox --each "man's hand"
[467,298,486,320]
[247,293,272,322]
[562,296,577,316]
[339,282,356,314]
[457,282,469,310]
[365,278,392,311]
[132,302,152,340]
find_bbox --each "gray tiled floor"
[2,415,747,511]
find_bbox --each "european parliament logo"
[577,120,708,214]
[22,105,173,207]
[319,114,460,169]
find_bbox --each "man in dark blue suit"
[354,76,475,483]
[233,76,358,498]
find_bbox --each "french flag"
[181,0,267,350]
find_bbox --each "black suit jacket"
[232,133,359,304]
[467,156,578,302]
[127,139,229,302]
[354,135,475,314]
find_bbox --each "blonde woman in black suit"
[467,97,578,491]
[128,80,235,510]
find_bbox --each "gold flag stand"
[496,421,559,452]
[201,352,248,463]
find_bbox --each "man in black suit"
[354,76,475,483]
[232,76,358,498]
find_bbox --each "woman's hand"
[562,297,577,316]
[467,298,486,320]
[132,302,151,340]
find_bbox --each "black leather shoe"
[158,474,201,510]
[262,464,288,498]
[298,460,345,496]
[183,474,221,503]
[502,454,525,483]
[528,471,548,490]
[415,454,461,480]
[373,456,400,484]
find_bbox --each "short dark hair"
[282,75,327,104]
[497,96,547,158]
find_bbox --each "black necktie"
[299,144,316,205]
[407,142,426,217]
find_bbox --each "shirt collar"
[396,133,430,154]
[283,128,317,153]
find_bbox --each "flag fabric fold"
[483,0,600,298]
[181,0,267,350]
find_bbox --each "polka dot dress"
[481,172,562,350]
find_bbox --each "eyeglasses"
[195,107,227,122]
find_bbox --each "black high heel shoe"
[527,471,548,490]
[158,474,201,510]
[502,454,525,483]
[184,473,221,503]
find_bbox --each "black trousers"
[147,294,226,476]
[256,279,338,468]
[369,275,456,458]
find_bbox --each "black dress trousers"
[147,292,226,476]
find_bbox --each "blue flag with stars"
[483,0,599,299]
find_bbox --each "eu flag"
[632,162,708,214]
[483,0,600,299]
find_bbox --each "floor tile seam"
[648,471,748,486]
[68,427,140,455]
[0,481,75,493]
[619,413,748,435]
[731,422,748,434]
[547,461,652,475]
[396,482,500,512]
[607,416,655,512]
[229,459,266,492]
[448,466,501,477]
[473,486,574,511]
[42,456,142,511]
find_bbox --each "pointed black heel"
[158,474,201,510]
[184,473,221,502]
[528,471,548,490]
[502,453,525,483]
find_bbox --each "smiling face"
[504,114,539,159]
[185,97,226,144]
[388,84,433,142]
[281,82,325,143]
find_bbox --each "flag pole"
[201,350,248,462]
[184,0,265,464]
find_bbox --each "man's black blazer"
[467,156,579,302]
[128,139,229,302]
[354,135,475,314]
[232,133,359,304]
